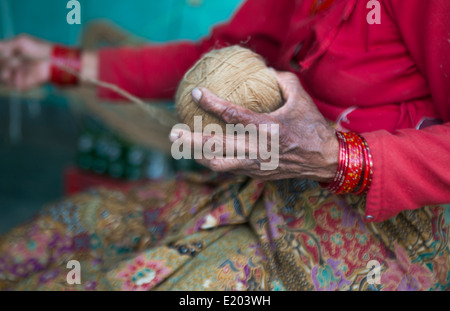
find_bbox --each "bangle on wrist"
[356,136,373,194]
[50,45,81,86]
[321,131,373,195]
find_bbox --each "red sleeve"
[381,0,450,121]
[362,124,450,222]
[97,0,295,100]
[360,0,450,222]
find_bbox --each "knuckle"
[16,34,29,45]
[279,71,297,82]
[286,71,299,80]
[202,136,210,145]
[221,106,239,124]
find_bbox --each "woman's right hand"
[0,34,52,91]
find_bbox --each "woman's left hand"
[169,70,339,182]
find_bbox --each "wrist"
[80,50,98,84]
[321,129,339,182]
[310,123,339,183]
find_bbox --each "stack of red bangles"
[50,45,82,86]
[321,131,374,195]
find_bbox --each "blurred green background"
[0,0,244,233]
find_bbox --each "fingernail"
[169,131,180,142]
[191,88,202,103]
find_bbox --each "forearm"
[96,42,203,100]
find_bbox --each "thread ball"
[175,45,283,132]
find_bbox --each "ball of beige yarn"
[175,45,283,132]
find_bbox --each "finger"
[192,87,261,126]
[169,128,226,162]
[11,67,25,90]
[9,68,19,89]
[0,67,11,83]
[169,128,244,159]
[170,126,261,161]
[16,67,36,92]
[169,128,209,152]
[0,38,19,62]
[271,71,315,114]
[272,71,303,100]
[196,157,253,173]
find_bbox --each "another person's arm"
[0,34,98,90]
[0,0,292,98]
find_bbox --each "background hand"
[0,34,52,91]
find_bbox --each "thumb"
[192,87,261,126]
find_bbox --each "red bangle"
[355,135,373,195]
[50,45,81,86]
[339,132,364,194]
[321,131,374,195]
[333,132,349,192]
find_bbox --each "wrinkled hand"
[0,34,52,91]
[169,71,339,182]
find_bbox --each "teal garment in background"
[2,0,244,44]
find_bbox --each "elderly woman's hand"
[169,71,339,182]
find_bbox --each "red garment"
[97,0,450,222]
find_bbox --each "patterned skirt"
[0,172,449,291]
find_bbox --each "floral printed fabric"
[0,172,448,291]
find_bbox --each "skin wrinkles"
[170,71,339,183]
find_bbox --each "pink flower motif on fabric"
[381,244,435,291]
[115,255,172,291]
